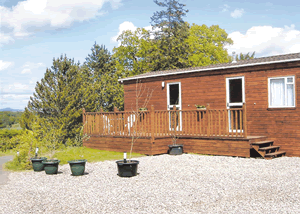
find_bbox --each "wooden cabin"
[83,52,300,158]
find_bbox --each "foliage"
[19,107,36,130]
[187,24,233,67]
[4,130,41,171]
[195,104,206,109]
[234,52,256,61]
[113,28,153,76]
[84,43,123,111]
[26,55,97,144]
[0,129,23,139]
[114,1,233,74]
[0,129,24,152]
[0,111,23,129]
[150,0,189,70]
[65,124,90,147]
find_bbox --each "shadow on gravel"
[70,172,89,176]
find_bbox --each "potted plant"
[42,127,61,175]
[68,126,89,176]
[68,159,87,176]
[116,152,139,177]
[139,107,147,111]
[195,104,206,110]
[168,106,183,155]
[30,147,47,172]
[116,80,155,177]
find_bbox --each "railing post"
[243,103,248,138]
[83,108,86,134]
[114,107,118,135]
[150,105,155,142]
[173,105,177,135]
[206,104,210,137]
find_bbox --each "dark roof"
[119,52,300,82]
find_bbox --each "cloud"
[221,4,230,12]
[0,60,14,71]
[226,24,300,57]
[111,21,138,43]
[0,33,14,46]
[21,62,45,74]
[0,0,122,45]
[0,93,32,109]
[111,21,153,44]
[231,9,244,18]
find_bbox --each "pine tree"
[84,43,123,111]
[27,55,96,143]
[150,0,190,70]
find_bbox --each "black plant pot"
[30,157,47,172]
[168,144,183,155]
[116,160,139,177]
[42,159,60,175]
[68,159,87,176]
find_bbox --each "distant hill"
[0,108,23,112]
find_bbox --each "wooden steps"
[251,139,286,159]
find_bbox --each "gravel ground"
[0,154,300,214]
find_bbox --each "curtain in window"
[270,79,285,106]
[287,84,294,106]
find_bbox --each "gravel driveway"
[0,156,13,186]
[0,154,299,213]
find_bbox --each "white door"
[167,82,182,131]
[226,76,245,132]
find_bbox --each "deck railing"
[83,104,247,138]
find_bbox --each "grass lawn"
[3,147,145,171]
[52,147,145,165]
[0,150,15,157]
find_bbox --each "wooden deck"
[83,105,248,138]
[83,134,269,157]
[82,105,266,157]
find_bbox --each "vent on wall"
[232,52,237,63]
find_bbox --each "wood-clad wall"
[84,136,153,155]
[123,61,300,157]
[83,135,252,157]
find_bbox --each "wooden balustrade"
[83,104,247,138]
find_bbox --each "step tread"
[251,140,274,145]
[258,146,280,151]
[265,151,286,157]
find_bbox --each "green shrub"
[0,129,23,139]
[4,130,41,171]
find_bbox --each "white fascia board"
[118,58,300,83]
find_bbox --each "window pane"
[270,79,285,106]
[287,84,294,106]
[287,77,293,83]
[229,79,242,103]
[169,84,179,105]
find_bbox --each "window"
[268,76,295,108]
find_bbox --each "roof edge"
[118,58,300,83]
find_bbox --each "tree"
[187,24,233,67]
[84,43,123,111]
[113,28,153,76]
[20,107,36,130]
[150,0,190,70]
[234,52,256,61]
[27,55,97,144]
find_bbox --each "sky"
[1,0,300,110]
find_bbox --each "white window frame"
[167,82,182,131]
[268,76,296,108]
[226,76,245,133]
[226,76,245,108]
